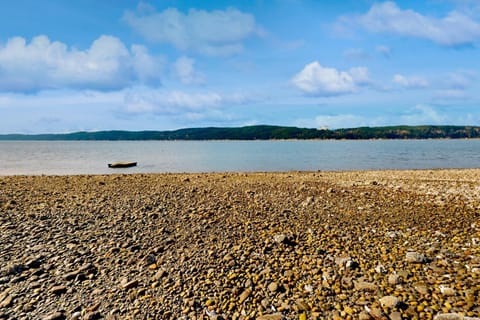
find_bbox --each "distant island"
[1,125,480,140]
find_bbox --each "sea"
[1,139,479,175]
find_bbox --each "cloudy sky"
[1,0,480,133]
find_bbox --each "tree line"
[2,125,480,140]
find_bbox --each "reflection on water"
[0,139,479,175]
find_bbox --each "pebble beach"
[0,170,479,320]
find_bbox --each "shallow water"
[1,139,479,175]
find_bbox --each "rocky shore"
[0,170,479,319]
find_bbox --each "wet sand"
[0,170,479,319]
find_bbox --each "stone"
[85,311,101,320]
[295,299,310,311]
[405,252,427,263]
[301,196,314,207]
[273,234,287,244]
[335,256,350,266]
[49,285,67,295]
[70,312,81,320]
[414,283,429,295]
[365,305,385,319]
[343,306,354,315]
[0,295,12,308]
[62,271,80,281]
[354,281,378,292]
[346,259,359,269]
[379,296,399,308]
[238,288,251,304]
[358,311,372,320]
[303,284,313,292]
[223,254,234,262]
[42,311,66,320]
[121,279,138,290]
[256,314,283,320]
[390,311,402,320]
[152,269,167,281]
[375,264,387,274]
[25,256,43,269]
[86,301,101,312]
[3,264,23,276]
[439,285,455,296]
[260,298,270,309]
[388,274,403,285]
[433,314,463,320]
[396,270,410,278]
[91,288,103,296]
[268,282,279,293]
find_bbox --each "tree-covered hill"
[1,125,480,140]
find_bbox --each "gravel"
[0,169,479,319]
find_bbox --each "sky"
[1,0,480,133]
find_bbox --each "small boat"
[108,161,137,168]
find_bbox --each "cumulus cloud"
[123,5,261,56]
[392,74,429,89]
[173,56,205,85]
[340,1,480,46]
[349,67,372,85]
[0,35,163,92]
[291,61,370,96]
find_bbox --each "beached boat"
[108,161,137,168]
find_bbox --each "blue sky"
[1,0,480,133]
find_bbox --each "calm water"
[0,140,479,175]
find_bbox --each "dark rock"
[42,311,66,320]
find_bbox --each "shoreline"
[3,137,480,142]
[1,166,480,176]
[1,167,480,179]
[1,170,479,319]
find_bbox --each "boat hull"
[108,162,137,168]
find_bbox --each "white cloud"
[291,61,370,96]
[392,74,429,89]
[295,104,458,129]
[296,114,375,129]
[400,104,447,124]
[349,67,371,85]
[123,5,261,56]
[0,89,124,109]
[123,88,251,115]
[343,1,480,46]
[446,0,480,17]
[173,56,205,85]
[0,88,252,131]
[443,70,476,89]
[0,35,163,92]
[131,44,163,83]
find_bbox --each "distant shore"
[1,169,479,319]
[2,124,480,140]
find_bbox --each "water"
[0,140,479,175]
